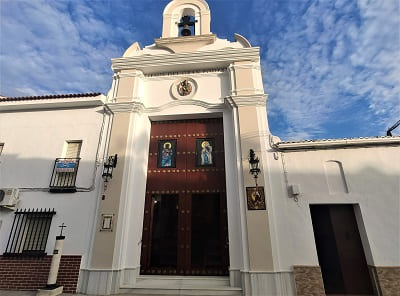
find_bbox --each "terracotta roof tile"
[0,92,102,102]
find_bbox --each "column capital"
[225,94,268,108]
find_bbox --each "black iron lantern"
[102,154,118,181]
[248,149,261,187]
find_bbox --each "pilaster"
[89,111,132,270]
[227,59,295,294]
[114,70,144,102]
[87,69,145,293]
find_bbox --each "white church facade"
[0,1,399,295]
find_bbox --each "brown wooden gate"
[310,204,374,295]
[140,118,229,276]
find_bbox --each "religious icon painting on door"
[157,140,177,168]
[196,138,215,166]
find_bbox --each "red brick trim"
[0,255,81,293]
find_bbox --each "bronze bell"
[178,15,194,36]
[181,24,191,36]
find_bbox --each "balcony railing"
[49,158,80,193]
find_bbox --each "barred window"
[4,208,56,256]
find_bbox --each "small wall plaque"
[100,214,114,231]
[246,187,266,210]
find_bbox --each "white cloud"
[0,0,398,140]
[252,0,400,139]
[0,0,137,96]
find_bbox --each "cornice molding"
[228,63,261,70]
[111,47,260,74]
[162,12,211,17]
[230,88,265,96]
[115,70,144,79]
[226,94,268,107]
[107,101,145,113]
[107,99,225,113]
[145,67,227,79]
[155,34,216,47]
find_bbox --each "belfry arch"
[162,0,211,38]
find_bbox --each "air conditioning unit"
[0,188,20,209]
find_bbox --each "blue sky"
[0,0,399,140]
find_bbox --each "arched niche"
[162,0,211,38]
[324,160,349,194]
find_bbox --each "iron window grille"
[3,208,56,256]
[49,158,80,193]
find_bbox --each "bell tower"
[161,0,211,38]
[155,0,215,53]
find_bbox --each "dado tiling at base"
[0,256,81,293]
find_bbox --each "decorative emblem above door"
[178,79,192,96]
[171,78,197,100]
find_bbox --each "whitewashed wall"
[143,72,230,107]
[0,105,107,267]
[271,145,400,270]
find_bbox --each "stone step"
[116,276,242,296]
[135,275,231,288]
[116,286,242,296]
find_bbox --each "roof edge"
[276,136,400,151]
[0,92,102,102]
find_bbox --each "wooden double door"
[140,118,229,276]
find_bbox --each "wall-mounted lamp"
[248,149,261,188]
[102,154,118,182]
[246,150,266,210]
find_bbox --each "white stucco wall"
[143,72,230,107]
[272,145,400,269]
[0,104,107,267]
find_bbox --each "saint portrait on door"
[196,138,215,166]
[157,140,177,168]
